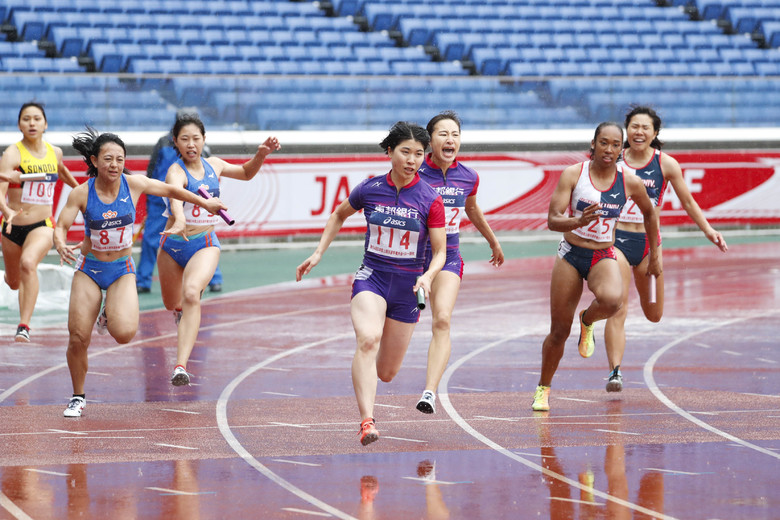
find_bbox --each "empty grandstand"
[0,0,778,131]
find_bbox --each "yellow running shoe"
[532,385,550,411]
[578,309,595,358]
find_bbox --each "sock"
[73,394,85,400]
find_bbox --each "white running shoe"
[64,396,85,417]
[606,366,623,393]
[170,365,191,386]
[14,324,30,343]
[416,390,436,414]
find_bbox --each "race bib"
[21,175,57,205]
[367,211,421,259]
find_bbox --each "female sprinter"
[532,122,661,412]
[53,128,226,417]
[603,106,728,392]
[0,102,78,342]
[415,110,504,414]
[296,121,446,445]
[157,114,280,387]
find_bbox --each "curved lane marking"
[643,312,780,461]
[216,333,356,520]
[439,332,678,520]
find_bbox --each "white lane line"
[593,429,642,436]
[0,300,350,520]
[161,408,201,415]
[722,350,742,356]
[257,367,292,372]
[155,443,198,450]
[146,487,212,496]
[0,493,32,520]
[557,397,598,403]
[272,459,322,467]
[24,469,70,477]
[374,403,403,409]
[756,358,777,364]
[280,508,333,517]
[89,371,112,376]
[262,391,300,397]
[216,333,357,520]
[402,477,473,485]
[743,393,780,398]
[383,436,426,443]
[268,422,309,429]
[440,332,677,520]
[449,386,487,392]
[48,429,88,435]
[643,311,780,461]
[641,468,710,476]
[0,362,26,367]
[473,415,518,422]
[60,436,145,439]
[550,497,604,506]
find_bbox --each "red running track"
[0,242,778,519]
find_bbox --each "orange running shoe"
[358,417,379,446]
[578,309,595,358]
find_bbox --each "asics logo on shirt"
[371,181,383,187]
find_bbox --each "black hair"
[172,113,206,139]
[624,105,664,149]
[18,102,46,123]
[589,121,623,159]
[71,127,129,178]
[379,121,430,154]
[426,110,461,137]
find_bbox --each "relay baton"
[416,277,426,310]
[20,173,47,181]
[649,274,657,304]
[197,187,235,226]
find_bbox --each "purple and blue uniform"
[418,154,479,278]
[615,149,665,266]
[161,158,221,267]
[349,172,445,323]
[76,175,136,290]
[558,161,627,279]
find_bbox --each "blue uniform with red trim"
[78,175,137,289]
[161,158,222,267]
[348,172,445,323]
[418,154,479,278]
[615,149,665,266]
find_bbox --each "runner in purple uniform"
[415,111,504,414]
[603,106,728,393]
[296,122,446,445]
[532,122,661,412]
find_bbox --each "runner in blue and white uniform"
[53,128,226,418]
[532,122,661,412]
[157,114,280,387]
[415,111,503,414]
[296,121,446,446]
[603,106,728,392]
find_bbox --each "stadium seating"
[0,0,778,130]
